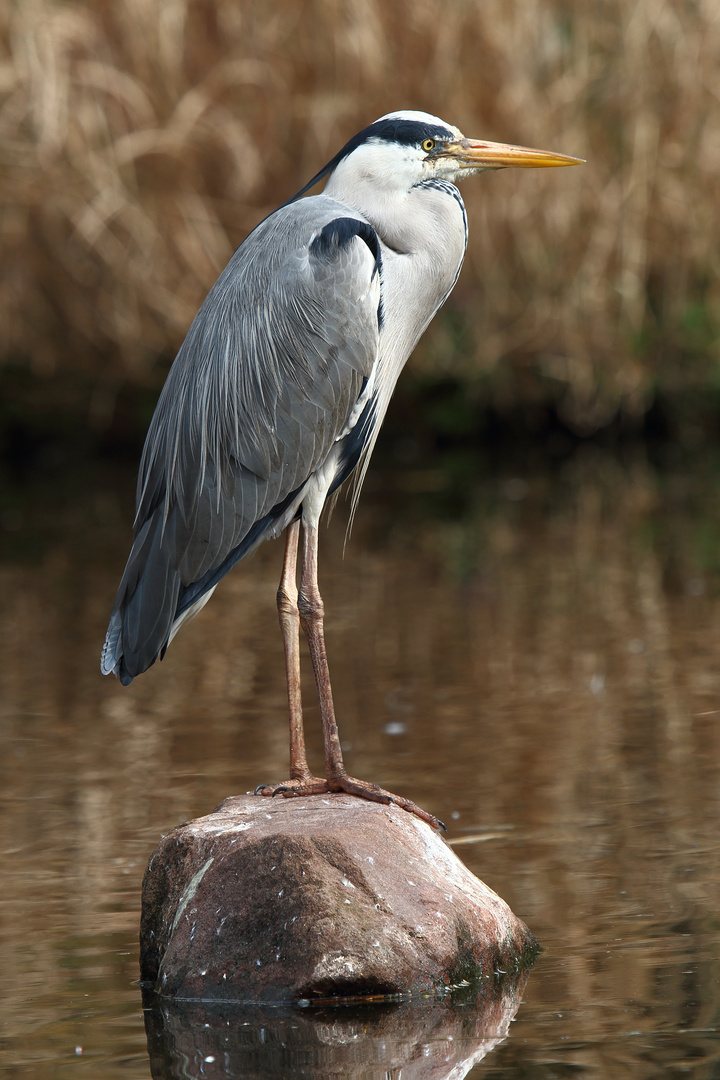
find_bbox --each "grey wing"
[101,198,382,684]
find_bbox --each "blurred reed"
[0,0,718,431]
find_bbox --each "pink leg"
[258,518,443,831]
[296,521,443,831]
[255,520,326,797]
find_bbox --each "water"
[2,450,720,1077]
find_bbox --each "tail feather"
[101,476,307,684]
[100,610,124,677]
[100,514,182,684]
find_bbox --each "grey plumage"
[103,198,382,683]
[101,110,579,828]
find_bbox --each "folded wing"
[102,197,382,684]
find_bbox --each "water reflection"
[143,977,528,1080]
[2,452,720,1075]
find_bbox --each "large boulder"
[140,793,537,1002]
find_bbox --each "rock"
[140,793,537,1002]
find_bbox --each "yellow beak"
[443,138,584,170]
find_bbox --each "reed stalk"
[1,0,718,429]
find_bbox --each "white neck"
[324,146,469,507]
[324,146,468,335]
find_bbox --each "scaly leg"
[295,521,443,831]
[255,519,326,797]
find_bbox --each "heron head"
[376,110,584,182]
[292,110,582,209]
[318,110,582,200]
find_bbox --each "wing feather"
[102,197,381,682]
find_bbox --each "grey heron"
[102,110,581,829]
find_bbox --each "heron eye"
[422,138,435,153]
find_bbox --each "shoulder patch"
[310,217,382,265]
[309,217,384,328]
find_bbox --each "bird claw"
[327,774,444,832]
[253,774,443,831]
[255,777,329,799]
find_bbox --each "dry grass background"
[1,0,719,433]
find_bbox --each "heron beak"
[443,138,584,171]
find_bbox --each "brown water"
[2,450,720,1077]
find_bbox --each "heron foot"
[328,774,445,831]
[254,775,444,832]
[255,777,329,798]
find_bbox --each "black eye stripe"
[335,120,453,163]
[286,118,455,205]
[363,119,451,147]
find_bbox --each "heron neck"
[324,174,467,340]
[323,176,468,511]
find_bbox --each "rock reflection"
[143,975,529,1080]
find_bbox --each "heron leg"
[297,521,444,831]
[296,520,346,781]
[259,518,443,830]
[277,519,313,782]
[255,519,326,797]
